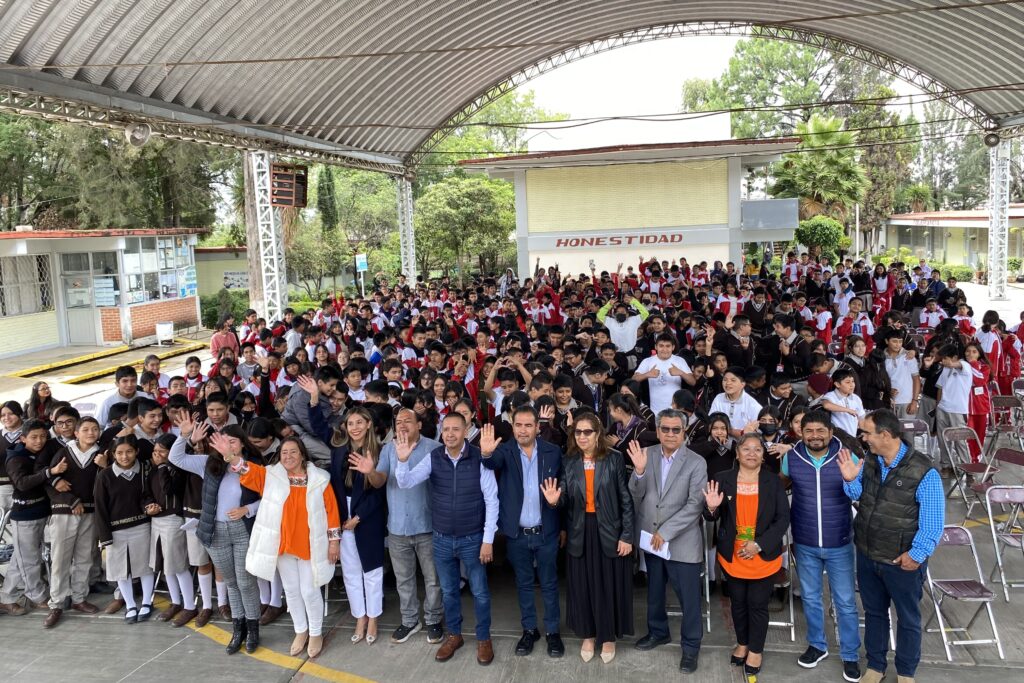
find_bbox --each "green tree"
[795,215,846,259]
[316,165,338,233]
[414,176,514,284]
[769,114,869,221]
[287,215,349,298]
[845,86,915,254]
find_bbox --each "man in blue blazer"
[480,405,566,658]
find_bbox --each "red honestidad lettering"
[553,233,683,248]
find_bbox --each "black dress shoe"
[515,628,540,656]
[680,651,699,674]
[546,633,565,658]
[634,633,671,650]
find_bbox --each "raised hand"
[837,448,863,482]
[538,404,555,422]
[93,451,108,468]
[540,477,561,506]
[704,480,724,510]
[394,433,414,463]
[190,420,210,445]
[626,440,647,476]
[210,432,240,466]
[173,411,194,437]
[479,423,502,456]
[348,452,375,475]
[51,456,68,475]
[296,374,319,403]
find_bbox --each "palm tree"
[769,114,869,221]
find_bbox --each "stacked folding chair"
[985,484,1024,602]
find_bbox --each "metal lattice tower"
[251,151,288,321]
[397,176,417,282]
[988,138,1011,301]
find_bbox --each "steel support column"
[397,177,417,283]
[251,151,288,321]
[988,138,1011,301]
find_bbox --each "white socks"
[117,579,137,610]
[216,579,227,607]
[198,571,213,609]
[140,574,155,606]
[176,571,196,610]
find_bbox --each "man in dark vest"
[396,412,499,666]
[839,409,944,683]
[782,411,861,682]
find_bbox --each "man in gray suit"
[628,409,708,674]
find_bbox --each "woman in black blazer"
[562,411,635,664]
[703,433,790,682]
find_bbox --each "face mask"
[615,313,628,323]
[760,424,779,436]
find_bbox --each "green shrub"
[200,289,251,329]
[1009,257,1022,273]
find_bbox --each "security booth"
[0,227,203,359]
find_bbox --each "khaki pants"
[48,513,97,608]
[0,518,48,605]
[935,409,967,467]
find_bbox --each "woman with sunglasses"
[703,433,790,682]
[562,410,634,664]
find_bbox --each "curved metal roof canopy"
[1,0,1024,175]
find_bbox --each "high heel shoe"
[731,654,747,666]
[744,661,762,682]
[308,635,323,658]
[351,618,367,643]
[366,618,378,644]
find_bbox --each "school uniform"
[94,461,154,582]
[1,440,59,607]
[148,461,190,575]
[0,427,21,517]
[46,441,101,609]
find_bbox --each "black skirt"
[566,513,634,645]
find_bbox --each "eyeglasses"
[658,426,683,434]
[55,419,76,427]
[573,429,596,437]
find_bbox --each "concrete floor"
[2,482,1024,683]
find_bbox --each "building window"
[123,237,194,304]
[0,255,54,317]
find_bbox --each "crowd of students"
[0,252,1018,682]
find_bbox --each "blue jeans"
[433,531,491,640]
[506,532,560,634]
[856,549,926,677]
[794,543,861,662]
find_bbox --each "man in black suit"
[480,407,566,658]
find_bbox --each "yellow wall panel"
[0,311,60,356]
[526,160,729,232]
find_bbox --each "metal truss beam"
[408,21,996,169]
[251,151,288,322]
[988,138,1011,301]
[0,85,406,176]
[397,176,417,283]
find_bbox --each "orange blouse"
[239,462,342,561]
[717,482,782,580]
[584,459,596,513]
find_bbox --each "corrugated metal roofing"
[0,0,1021,172]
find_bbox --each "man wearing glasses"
[627,409,708,674]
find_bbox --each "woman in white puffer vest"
[214,433,341,658]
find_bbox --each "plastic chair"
[925,525,1005,662]
[985,484,1024,602]
[941,427,999,518]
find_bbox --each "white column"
[397,176,417,283]
[988,138,1010,301]
[250,151,287,321]
[514,170,529,278]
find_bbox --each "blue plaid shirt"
[843,442,945,563]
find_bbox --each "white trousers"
[277,554,325,636]
[341,530,383,619]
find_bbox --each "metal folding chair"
[901,419,932,457]
[985,484,1024,602]
[988,380,1002,397]
[768,541,795,641]
[925,525,1005,661]
[1012,378,1024,401]
[989,395,1024,452]
[942,427,999,518]
[828,341,844,356]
